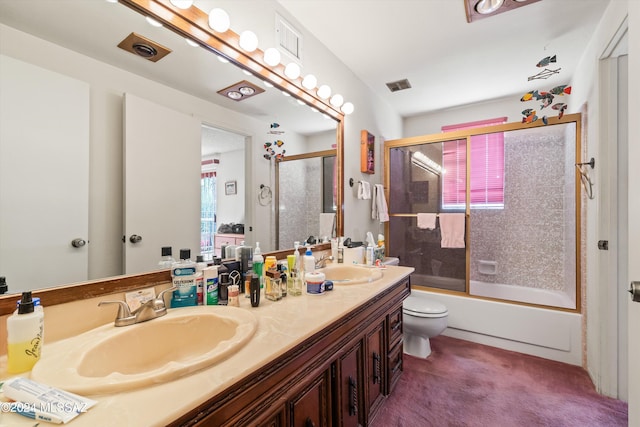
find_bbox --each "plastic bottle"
[304,247,315,274]
[7,291,44,373]
[365,245,374,266]
[171,249,198,307]
[195,255,207,305]
[158,246,175,269]
[203,265,219,305]
[0,276,7,294]
[293,242,302,273]
[252,242,264,295]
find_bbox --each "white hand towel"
[372,184,389,222]
[417,213,437,230]
[439,213,465,248]
[357,181,372,200]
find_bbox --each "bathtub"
[411,273,576,310]
[407,287,583,365]
[469,280,576,310]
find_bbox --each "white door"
[123,94,201,274]
[0,55,89,292]
[628,3,640,423]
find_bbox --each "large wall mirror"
[0,0,344,299]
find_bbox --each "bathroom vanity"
[0,265,412,426]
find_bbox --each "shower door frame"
[384,113,583,313]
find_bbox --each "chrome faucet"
[315,254,333,269]
[99,286,176,327]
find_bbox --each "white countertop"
[0,265,413,426]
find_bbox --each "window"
[442,117,506,209]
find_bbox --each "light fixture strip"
[119,0,344,121]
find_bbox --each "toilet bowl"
[402,295,448,358]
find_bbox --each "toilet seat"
[403,297,448,318]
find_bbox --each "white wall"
[570,0,629,398]
[216,149,245,225]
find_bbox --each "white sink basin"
[320,264,383,284]
[31,306,257,395]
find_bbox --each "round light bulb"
[170,0,193,9]
[239,30,259,52]
[302,74,317,90]
[208,8,230,32]
[227,91,242,100]
[330,94,344,107]
[475,0,504,14]
[284,63,301,80]
[341,102,354,115]
[263,48,281,67]
[317,84,331,99]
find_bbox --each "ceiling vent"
[117,32,171,62]
[217,80,265,101]
[386,79,412,93]
[275,13,302,63]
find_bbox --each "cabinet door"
[365,320,386,421]
[334,340,364,427]
[290,369,331,427]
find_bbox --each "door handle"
[71,238,87,248]
[629,282,640,302]
[129,234,143,244]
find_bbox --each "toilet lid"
[403,297,448,317]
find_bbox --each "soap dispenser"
[6,291,44,373]
[304,247,315,274]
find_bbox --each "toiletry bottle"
[0,276,7,294]
[203,265,219,305]
[158,246,175,269]
[252,242,264,294]
[366,245,374,266]
[218,272,230,305]
[293,242,302,273]
[250,273,260,307]
[171,249,198,307]
[7,291,44,373]
[195,255,207,305]
[304,247,315,274]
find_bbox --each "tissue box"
[343,246,364,264]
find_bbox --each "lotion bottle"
[7,291,44,373]
[304,247,315,274]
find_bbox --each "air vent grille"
[386,79,412,92]
[276,13,302,62]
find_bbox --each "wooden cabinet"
[365,320,386,422]
[290,369,331,427]
[333,339,364,427]
[387,306,404,393]
[168,277,410,427]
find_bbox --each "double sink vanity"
[0,263,413,426]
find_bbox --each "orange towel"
[440,213,465,248]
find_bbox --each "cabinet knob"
[305,417,316,427]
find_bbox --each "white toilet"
[402,295,448,358]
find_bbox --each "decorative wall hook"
[575,157,595,200]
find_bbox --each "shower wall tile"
[470,126,574,293]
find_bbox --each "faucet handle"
[156,286,177,309]
[98,300,135,327]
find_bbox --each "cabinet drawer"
[387,306,403,349]
[387,341,403,394]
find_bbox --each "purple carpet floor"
[371,335,628,427]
